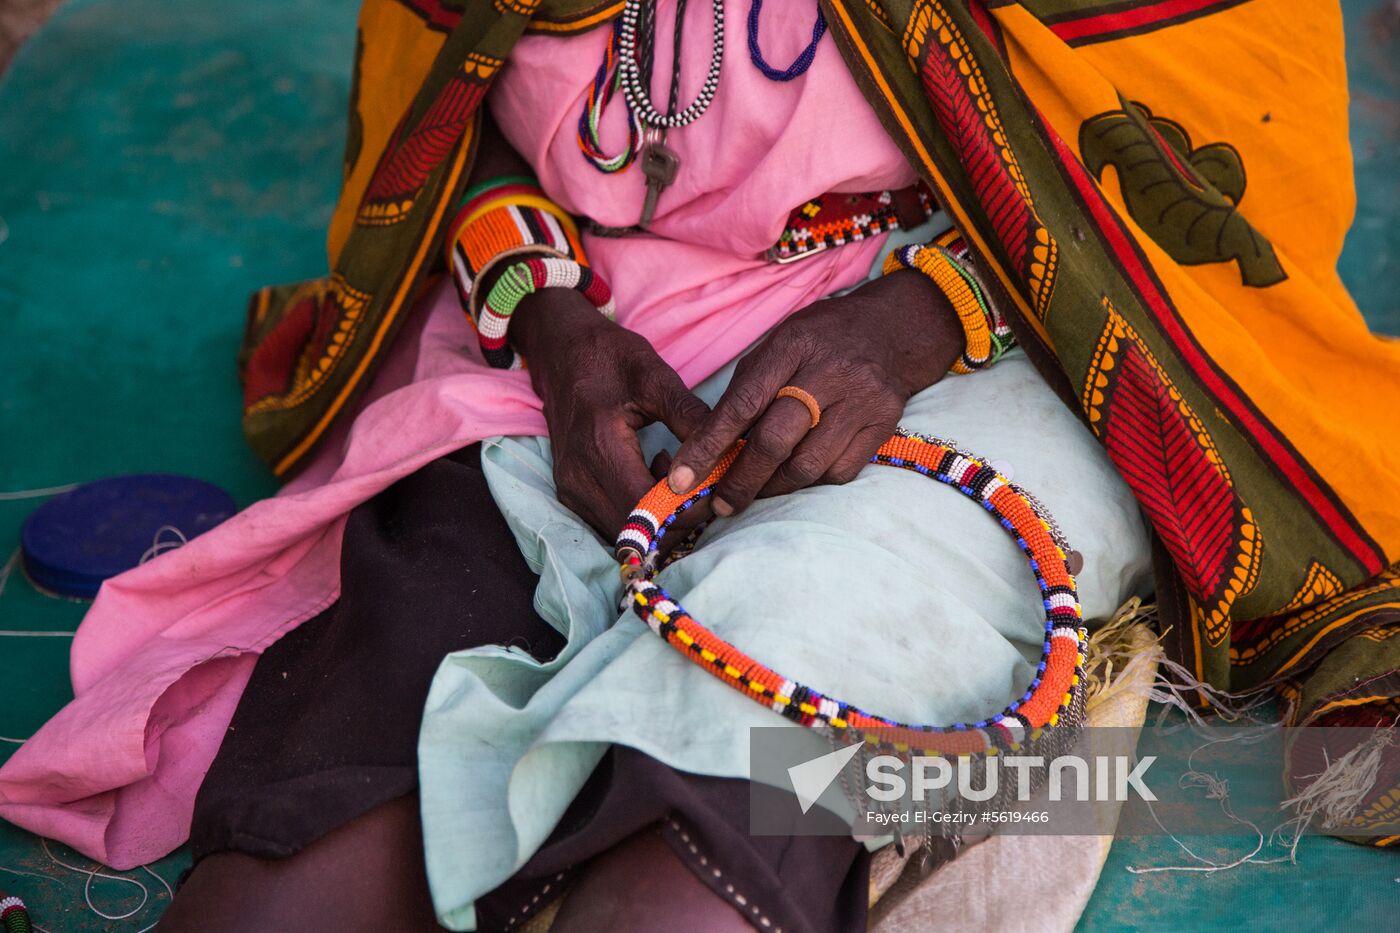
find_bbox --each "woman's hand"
[666,268,964,515]
[512,288,710,539]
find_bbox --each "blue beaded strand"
[747,0,826,81]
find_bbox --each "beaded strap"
[883,243,1014,374]
[479,257,616,369]
[768,186,934,263]
[444,178,589,328]
[616,430,1087,755]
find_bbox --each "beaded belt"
[586,181,936,262]
[765,182,935,264]
[615,429,1087,757]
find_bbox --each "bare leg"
[551,826,752,933]
[160,795,444,933]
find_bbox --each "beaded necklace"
[747,0,826,81]
[577,21,643,173]
[616,430,1088,755]
[617,0,725,130]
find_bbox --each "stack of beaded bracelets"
[444,176,591,355]
[883,243,1014,375]
[615,429,1087,755]
[479,257,616,369]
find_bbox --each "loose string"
[0,484,77,502]
[139,525,188,565]
[0,840,173,933]
[747,0,826,81]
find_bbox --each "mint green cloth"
[419,344,1154,929]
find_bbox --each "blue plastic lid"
[20,474,237,599]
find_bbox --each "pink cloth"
[0,0,914,868]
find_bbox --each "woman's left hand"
[666,268,966,515]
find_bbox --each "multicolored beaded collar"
[615,429,1088,755]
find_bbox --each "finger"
[649,449,673,481]
[711,394,820,516]
[820,422,894,486]
[568,417,657,539]
[640,365,711,442]
[669,348,797,494]
[759,408,861,498]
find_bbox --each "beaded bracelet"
[616,429,1087,757]
[1,896,32,933]
[479,257,616,369]
[883,243,1014,374]
[444,176,589,324]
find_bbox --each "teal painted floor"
[0,1,1394,929]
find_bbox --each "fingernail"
[713,498,734,517]
[669,465,695,494]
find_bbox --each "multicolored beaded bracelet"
[444,176,589,324]
[615,429,1087,756]
[1,896,32,933]
[479,257,616,369]
[883,243,1014,374]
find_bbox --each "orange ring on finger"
[775,385,821,429]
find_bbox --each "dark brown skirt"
[189,445,869,933]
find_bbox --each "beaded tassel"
[615,430,1087,754]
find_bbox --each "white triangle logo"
[787,742,863,814]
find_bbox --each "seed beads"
[747,0,826,81]
[479,257,616,369]
[445,177,589,328]
[0,897,31,933]
[578,20,643,173]
[618,0,725,129]
[615,430,1087,754]
[883,244,1013,374]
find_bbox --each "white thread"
[0,735,28,744]
[1127,731,1281,875]
[0,483,78,501]
[0,548,17,601]
[139,525,189,565]
[0,839,174,931]
[665,817,779,931]
[41,837,149,920]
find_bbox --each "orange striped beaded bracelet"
[444,177,590,333]
[883,243,1014,375]
[615,429,1087,756]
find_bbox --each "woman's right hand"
[511,287,711,540]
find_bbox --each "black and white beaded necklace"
[617,0,725,229]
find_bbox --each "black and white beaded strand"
[618,0,724,130]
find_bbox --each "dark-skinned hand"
[511,287,711,539]
[666,268,964,514]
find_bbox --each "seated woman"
[3,1,1397,931]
